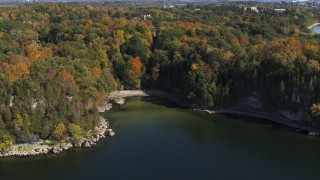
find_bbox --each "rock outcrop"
[110,97,125,105]
[97,101,113,113]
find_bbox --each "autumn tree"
[52,122,67,142]
[68,123,84,142]
[123,56,142,89]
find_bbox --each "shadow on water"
[219,114,306,134]
[137,96,307,135]
[109,96,311,154]
[136,96,184,109]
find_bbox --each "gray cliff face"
[215,92,320,134]
[230,95,304,122]
[279,110,303,121]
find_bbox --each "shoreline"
[108,90,184,106]
[107,90,319,135]
[308,22,320,29]
[217,110,316,133]
[2,89,319,158]
[0,117,115,158]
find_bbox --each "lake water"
[1,97,320,180]
[311,25,320,34]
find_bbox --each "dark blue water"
[1,97,320,180]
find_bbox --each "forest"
[1,3,320,149]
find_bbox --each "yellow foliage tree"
[191,63,198,71]
[13,114,23,133]
[52,123,67,142]
[68,123,84,142]
[310,103,320,117]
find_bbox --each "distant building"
[274,9,286,12]
[141,14,151,20]
[250,7,259,13]
[240,5,259,13]
[164,5,175,9]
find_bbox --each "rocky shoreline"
[217,109,317,133]
[111,90,183,104]
[2,89,319,158]
[0,117,115,158]
[214,95,320,136]
[97,90,185,113]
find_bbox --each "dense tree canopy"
[1,3,320,147]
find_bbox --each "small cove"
[1,97,320,180]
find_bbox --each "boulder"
[108,131,115,136]
[83,141,91,148]
[30,150,36,156]
[52,147,62,154]
[74,141,83,148]
[61,142,73,150]
[66,143,73,148]
[42,148,49,154]
[2,149,10,156]
[110,97,125,105]
[61,144,69,150]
